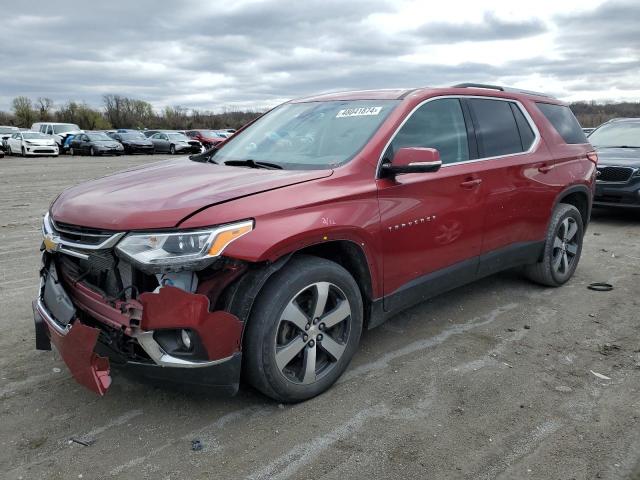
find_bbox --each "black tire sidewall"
[547,205,584,285]
[244,255,363,402]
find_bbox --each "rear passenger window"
[536,102,587,144]
[468,99,523,157]
[391,98,469,165]
[510,103,536,151]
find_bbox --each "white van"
[31,122,83,148]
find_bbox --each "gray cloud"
[0,0,638,112]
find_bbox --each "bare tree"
[12,96,36,127]
[36,97,54,121]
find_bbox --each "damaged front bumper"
[34,260,244,396]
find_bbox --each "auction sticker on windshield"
[336,106,382,118]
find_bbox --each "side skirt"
[368,241,544,329]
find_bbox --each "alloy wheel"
[274,282,352,385]
[552,217,579,275]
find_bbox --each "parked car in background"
[5,131,58,156]
[0,125,20,150]
[185,129,226,148]
[143,129,161,138]
[588,118,640,209]
[31,122,83,149]
[149,131,201,154]
[108,131,155,154]
[34,83,595,401]
[68,131,124,156]
[582,127,595,136]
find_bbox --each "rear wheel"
[244,255,363,402]
[524,203,584,287]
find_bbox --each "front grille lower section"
[597,166,635,183]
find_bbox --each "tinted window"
[536,103,587,144]
[391,98,469,165]
[510,103,536,150]
[468,99,522,157]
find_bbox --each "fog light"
[180,329,192,350]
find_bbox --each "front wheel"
[21,146,26,157]
[244,255,363,402]
[524,203,584,287]
[169,144,176,155]
[90,147,96,156]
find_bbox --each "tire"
[90,147,95,157]
[69,147,75,156]
[524,203,584,287]
[244,255,363,402]
[169,144,176,155]
[7,145,12,156]
[21,146,26,157]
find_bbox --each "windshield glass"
[168,133,189,141]
[23,132,47,139]
[53,124,79,134]
[589,122,640,148]
[214,100,398,169]
[120,133,145,140]
[87,133,113,141]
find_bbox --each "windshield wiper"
[599,145,640,149]
[223,159,283,170]
[189,146,219,163]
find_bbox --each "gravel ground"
[1,154,639,480]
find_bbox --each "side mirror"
[381,147,442,176]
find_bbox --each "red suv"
[34,84,596,402]
[185,129,226,149]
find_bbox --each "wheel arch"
[553,184,592,228]
[222,239,376,335]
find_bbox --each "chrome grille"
[597,166,635,183]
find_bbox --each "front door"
[376,97,486,311]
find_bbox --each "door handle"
[460,178,482,188]
[538,164,552,173]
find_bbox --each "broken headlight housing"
[115,220,253,271]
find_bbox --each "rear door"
[463,97,553,276]
[377,97,486,311]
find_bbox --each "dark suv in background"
[34,84,595,402]
[588,118,640,209]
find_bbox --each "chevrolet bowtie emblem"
[43,234,60,253]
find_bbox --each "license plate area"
[43,262,76,326]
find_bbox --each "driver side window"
[391,98,470,165]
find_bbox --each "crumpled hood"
[25,139,56,146]
[595,147,640,167]
[51,158,333,230]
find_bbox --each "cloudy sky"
[1,0,638,112]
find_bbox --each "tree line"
[0,95,263,131]
[2,95,639,130]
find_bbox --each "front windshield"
[53,124,79,134]
[168,133,188,141]
[23,132,47,139]
[214,100,398,169]
[589,122,640,148]
[87,133,112,141]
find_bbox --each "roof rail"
[453,83,504,91]
[452,83,555,99]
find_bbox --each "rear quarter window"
[536,103,587,144]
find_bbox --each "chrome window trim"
[375,95,541,178]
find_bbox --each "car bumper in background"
[24,146,59,156]
[594,179,640,208]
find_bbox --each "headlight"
[115,220,253,269]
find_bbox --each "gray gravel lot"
[1,154,639,480]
